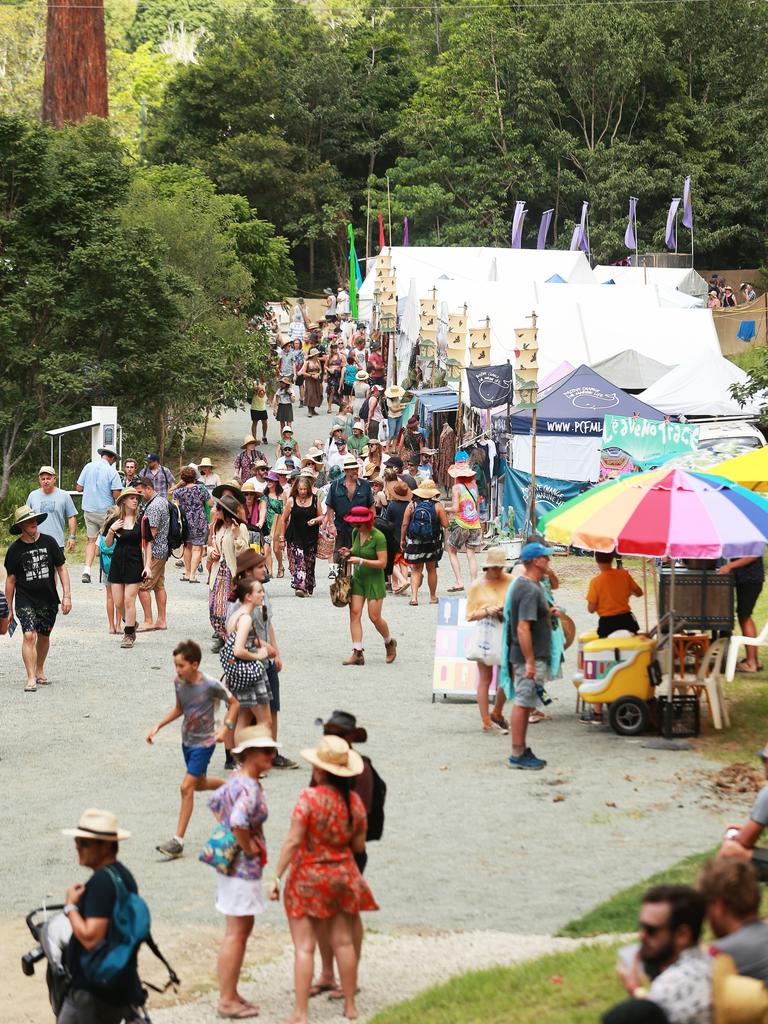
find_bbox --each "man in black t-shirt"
[3,504,71,693]
[59,808,145,1024]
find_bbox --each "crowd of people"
[707,277,757,309]
[3,297,768,1024]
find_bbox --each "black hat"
[315,710,367,744]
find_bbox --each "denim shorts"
[182,743,215,777]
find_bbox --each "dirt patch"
[710,762,765,796]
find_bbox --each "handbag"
[466,616,503,665]
[330,556,352,607]
[317,520,336,561]
[199,822,240,874]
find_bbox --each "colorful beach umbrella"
[539,468,768,559]
[708,446,768,493]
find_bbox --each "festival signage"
[600,414,699,479]
[503,466,590,531]
[465,363,514,410]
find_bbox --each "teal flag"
[347,223,362,319]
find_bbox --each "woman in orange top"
[586,551,643,638]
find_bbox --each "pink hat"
[343,505,375,525]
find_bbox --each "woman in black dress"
[104,487,147,649]
[282,474,323,597]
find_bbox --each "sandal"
[409,599,418,606]
[24,681,37,692]
[309,982,337,998]
[447,585,464,593]
[36,677,51,686]
[277,569,285,578]
[736,660,763,673]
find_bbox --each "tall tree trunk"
[43,0,108,126]
[197,408,211,461]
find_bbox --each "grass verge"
[369,944,624,1024]
[556,850,715,938]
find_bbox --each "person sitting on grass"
[611,885,711,1024]
[147,638,240,860]
[697,858,768,982]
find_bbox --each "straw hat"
[342,453,359,470]
[448,463,476,478]
[317,710,368,744]
[307,347,320,357]
[711,951,768,1024]
[281,425,294,434]
[368,437,382,447]
[298,467,317,480]
[212,480,246,504]
[385,385,406,401]
[352,419,366,432]
[344,504,375,525]
[10,504,47,534]
[391,479,412,501]
[272,457,290,475]
[420,447,437,457]
[362,462,379,478]
[62,808,131,841]
[301,735,363,777]
[199,457,213,468]
[116,487,141,503]
[240,434,258,449]
[412,479,441,500]
[559,612,576,650]
[482,548,512,569]
[355,371,369,382]
[232,723,281,755]
[280,376,293,386]
[304,446,326,463]
[252,459,269,470]
[38,465,56,476]
[241,480,258,493]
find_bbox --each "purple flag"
[511,200,527,248]
[570,201,589,253]
[682,176,693,230]
[403,216,409,246]
[537,209,553,250]
[624,197,637,250]
[665,198,681,251]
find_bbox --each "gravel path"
[0,403,743,1022]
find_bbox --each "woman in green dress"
[338,505,397,667]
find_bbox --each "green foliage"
[369,944,624,1024]
[126,0,221,49]
[0,0,45,118]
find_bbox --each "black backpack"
[363,756,387,841]
[359,396,370,422]
[167,500,187,552]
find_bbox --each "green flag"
[347,223,361,319]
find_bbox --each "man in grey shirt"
[27,466,77,553]
[506,541,556,772]
[699,858,768,982]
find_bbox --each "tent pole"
[456,367,464,448]
[663,564,675,739]
[365,188,371,268]
[386,175,393,247]
[530,406,538,531]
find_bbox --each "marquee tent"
[593,265,709,301]
[638,350,767,418]
[592,350,672,392]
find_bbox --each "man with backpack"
[134,476,171,632]
[138,453,175,498]
[59,808,146,1023]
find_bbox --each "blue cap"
[455,451,469,462]
[520,541,555,561]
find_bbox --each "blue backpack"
[80,867,150,990]
[408,499,437,539]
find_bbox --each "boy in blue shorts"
[147,638,240,859]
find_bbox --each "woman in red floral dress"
[269,735,378,1023]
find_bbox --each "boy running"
[147,639,240,859]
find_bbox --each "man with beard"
[608,886,710,1024]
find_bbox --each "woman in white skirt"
[207,724,279,1019]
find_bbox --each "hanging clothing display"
[434,422,456,490]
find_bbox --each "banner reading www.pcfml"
[503,466,590,531]
[600,414,699,479]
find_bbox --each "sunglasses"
[638,920,666,936]
[74,837,98,848]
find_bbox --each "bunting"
[511,201,527,248]
[624,197,638,250]
[665,198,681,251]
[536,209,553,250]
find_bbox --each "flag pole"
[690,217,695,269]
[386,175,393,247]
[634,202,639,264]
[675,206,680,255]
[585,207,592,266]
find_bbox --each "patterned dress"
[283,786,378,920]
[175,483,210,546]
[208,775,268,881]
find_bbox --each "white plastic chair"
[672,638,730,730]
[725,620,768,682]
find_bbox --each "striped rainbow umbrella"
[539,467,768,559]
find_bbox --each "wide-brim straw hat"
[412,480,441,500]
[241,480,258,493]
[299,467,317,480]
[301,735,364,777]
[62,808,131,841]
[342,453,360,470]
[199,457,213,468]
[385,385,406,400]
[483,548,513,569]
[308,347,320,356]
[240,434,258,449]
[559,613,576,650]
[390,479,412,501]
[212,480,246,505]
[305,446,326,463]
[362,462,379,478]
[355,371,369,382]
[344,504,375,524]
[252,459,269,470]
[280,376,293,385]
[232,723,281,755]
[10,505,48,534]
[117,487,141,503]
[448,463,476,478]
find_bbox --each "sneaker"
[156,838,184,859]
[272,753,299,770]
[81,570,91,583]
[507,748,547,771]
[224,754,237,771]
[489,716,509,734]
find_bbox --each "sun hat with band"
[342,453,359,470]
[240,434,259,449]
[62,808,131,841]
[213,493,247,524]
[448,462,476,478]
[10,505,48,534]
[304,446,326,463]
[98,446,119,458]
[412,479,441,500]
[362,462,379,479]
[307,347,320,357]
[116,487,142,503]
[232,723,281,755]
[316,710,368,743]
[483,548,513,570]
[355,371,369,383]
[301,734,364,778]
[199,457,214,469]
[391,479,412,501]
[385,385,406,401]
[344,505,375,525]
[212,480,246,505]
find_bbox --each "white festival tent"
[593,264,709,302]
[637,350,767,418]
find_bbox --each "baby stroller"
[22,901,178,1021]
